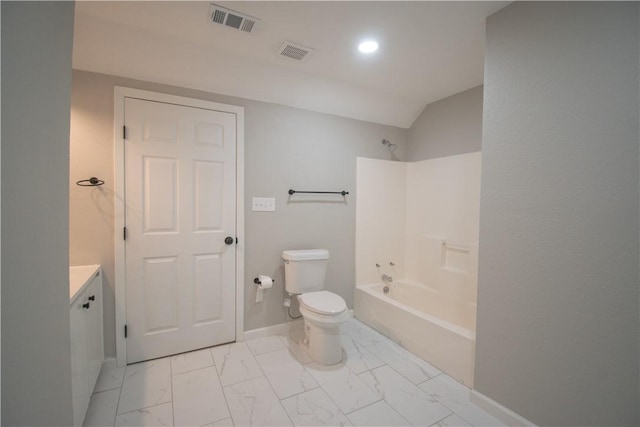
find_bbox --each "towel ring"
[76,177,105,187]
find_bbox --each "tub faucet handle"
[382,274,393,283]
[375,263,381,268]
[389,261,395,266]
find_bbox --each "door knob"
[225,236,235,245]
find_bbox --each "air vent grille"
[212,9,226,24]
[241,19,255,33]
[278,41,314,62]
[209,3,258,33]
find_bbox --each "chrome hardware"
[383,286,390,294]
[389,262,395,266]
[382,274,393,283]
[375,263,381,268]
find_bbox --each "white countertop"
[70,264,101,304]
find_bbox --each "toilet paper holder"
[254,277,275,285]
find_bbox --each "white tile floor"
[84,319,505,427]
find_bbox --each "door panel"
[193,254,223,324]
[194,160,224,230]
[143,256,179,334]
[143,157,178,233]
[124,97,236,363]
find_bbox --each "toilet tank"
[282,249,329,294]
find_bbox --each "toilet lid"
[298,291,347,315]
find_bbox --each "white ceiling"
[73,1,508,128]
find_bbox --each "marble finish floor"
[84,319,504,427]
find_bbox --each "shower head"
[382,139,397,152]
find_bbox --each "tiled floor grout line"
[426,399,458,427]
[112,365,125,426]
[417,376,477,427]
[169,356,176,427]
[342,396,413,426]
[340,391,384,416]
[268,332,384,423]
[428,412,455,427]
[305,340,387,422]
[313,370,381,421]
[208,347,235,427]
[248,341,297,426]
[117,401,174,419]
[338,325,454,426]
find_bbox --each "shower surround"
[355,152,481,386]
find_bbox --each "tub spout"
[382,274,393,283]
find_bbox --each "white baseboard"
[242,318,304,341]
[242,309,354,341]
[470,390,536,427]
[102,357,117,369]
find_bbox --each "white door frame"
[113,87,244,367]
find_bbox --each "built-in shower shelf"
[440,266,469,275]
[442,240,470,253]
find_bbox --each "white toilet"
[282,249,351,365]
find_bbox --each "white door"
[124,97,236,363]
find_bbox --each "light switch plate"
[252,197,276,212]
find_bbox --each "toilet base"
[305,321,343,365]
[299,306,351,365]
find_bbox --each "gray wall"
[475,2,639,425]
[70,70,408,357]
[2,2,75,425]
[408,86,483,161]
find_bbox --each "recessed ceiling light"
[358,40,379,54]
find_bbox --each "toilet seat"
[298,291,346,315]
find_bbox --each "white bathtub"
[354,279,476,387]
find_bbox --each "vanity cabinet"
[70,266,104,427]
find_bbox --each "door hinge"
[123,125,126,140]
[124,324,128,338]
[123,226,127,241]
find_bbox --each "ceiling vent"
[209,3,258,33]
[278,41,314,62]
